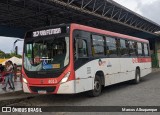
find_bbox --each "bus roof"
[71,23,149,43]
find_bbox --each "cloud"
[114,0,160,25]
[0,37,23,54]
[114,0,142,14]
[139,0,160,25]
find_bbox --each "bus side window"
[129,41,137,57]
[137,42,143,56]
[142,43,144,56]
[78,39,88,58]
[92,35,105,57]
[106,36,117,57]
[120,39,129,57]
[144,43,149,56]
[147,44,150,56]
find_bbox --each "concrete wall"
[157,41,160,67]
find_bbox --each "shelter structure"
[0,0,160,67]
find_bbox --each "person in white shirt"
[8,60,15,90]
[2,61,15,91]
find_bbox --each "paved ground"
[6,71,160,106]
[1,71,160,114]
[0,77,22,94]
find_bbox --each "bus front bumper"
[22,80,76,94]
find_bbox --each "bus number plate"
[38,90,47,94]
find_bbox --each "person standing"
[0,64,4,73]
[2,62,10,90]
[8,61,15,90]
[13,63,17,81]
[0,64,3,82]
[2,61,15,90]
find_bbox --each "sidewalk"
[0,77,38,106]
[152,68,160,73]
[0,77,22,95]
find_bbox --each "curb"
[152,68,160,73]
[0,95,35,106]
[0,90,23,96]
[0,90,38,106]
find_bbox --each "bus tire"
[88,75,102,97]
[133,68,140,84]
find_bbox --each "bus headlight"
[60,72,70,84]
[23,78,28,84]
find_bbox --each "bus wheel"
[133,69,140,84]
[88,75,102,97]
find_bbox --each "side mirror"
[77,39,83,49]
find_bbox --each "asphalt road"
[3,71,160,114]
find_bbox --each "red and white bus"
[22,23,151,96]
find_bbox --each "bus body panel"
[57,80,75,94]
[71,23,151,94]
[74,57,151,93]
[23,82,30,93]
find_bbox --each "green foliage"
[0,50,5,58]
[0,50,22,58]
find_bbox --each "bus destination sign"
[33,28,61,37]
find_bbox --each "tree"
[0,50,5,58]
[0,50,22,58]
[10,53,22,58]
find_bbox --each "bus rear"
[22,24,76,94]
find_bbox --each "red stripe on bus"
[132,58,151,63]
[71,24,149,43]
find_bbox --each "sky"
[0,0,160,55]
[114,0,160,25]
[0,37,24,54]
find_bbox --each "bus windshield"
[24,36,69,72]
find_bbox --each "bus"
[22,23,151,96]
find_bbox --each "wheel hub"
[94,81,100,91]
